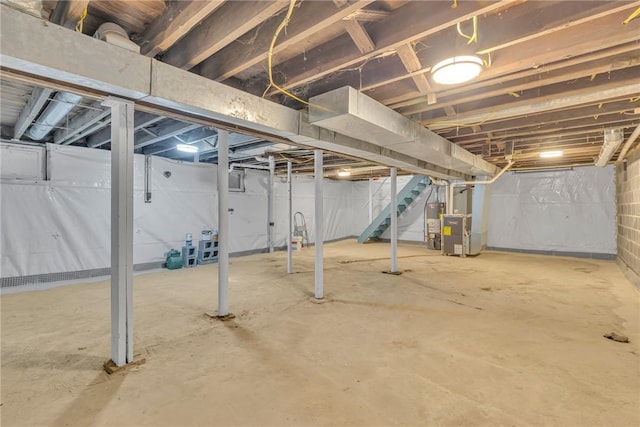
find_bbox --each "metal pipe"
[217,130,230,316]
[448,160,514,214]
[314,150,324,299]
[287,161,293,274]
[617,123,640,162]
[268,155,275,253]
[390,167,398,273]
[228,163,269,171]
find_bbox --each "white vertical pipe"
[217,130,229,316]
[390,167,398,273]
[368,177,373,223]
[104,97,134,366]
[268,155,275,253]
[314,150,324,299]
[287,161,293,274]
[194,152,200,163]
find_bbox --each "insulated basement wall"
[616,145,640,286]
[0,144,358,282]
[487,166,617,257]
[350,167,616,258]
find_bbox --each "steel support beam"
[0,6,480,179]
[104,97,135,367]
[287,161,293,274]
[390,167,398,273]
[368,177,373,223]
[268,155,275,253]
[217,130,230,316]
[314,150,324,300]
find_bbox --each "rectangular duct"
[309,87,498,177]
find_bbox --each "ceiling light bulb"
[431,55,483,85]
[176,144,198,153]
[337,170,351,177]
[539,150,563,158]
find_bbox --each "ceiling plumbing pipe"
[447,160,514,214]
[616,123,640,162]
[26,91,83,140]
[229,163,269,172]
[254,156,270,162]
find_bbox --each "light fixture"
[176,144,198,153]
[431,55,483,85]
[539,150,563,158]
[337,170,351,177]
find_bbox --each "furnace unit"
[425,202,445,250]
[441,214,481,257]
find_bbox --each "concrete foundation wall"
[616,145,640,286]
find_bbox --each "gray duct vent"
[309,87,498,177]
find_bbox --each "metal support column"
[314,150,324,299]
[368,178,373,223]
[194,152,200,163]
[287,161,293,274]
[390,167,398,273]
[104,97,135,367]
[268,155,275,253]
[217,130,230,316]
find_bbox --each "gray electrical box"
[442,214,480,257]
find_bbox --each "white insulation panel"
[487,167,617,254]
[1,144,358,277]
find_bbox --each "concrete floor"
[1,240,639,426]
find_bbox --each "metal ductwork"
[309,86,499,177]
[94,23,140,53]
[25,91,82,140]
[595,128,624,167]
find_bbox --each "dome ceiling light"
[431,55,483,85]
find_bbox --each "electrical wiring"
[456,16,478,45]
[75,5,88,33]
[267,0,310,106]
[622,6,640,24]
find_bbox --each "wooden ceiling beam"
[448,117,640,146]
[50,0,91,30]
[289,3,639,109]
[343,18,376,54]
[137,1,225,57]
[441,99,639,140]
[396,43,432,96]
[377,6,640,108]
[245,0,516,97]
[423,69,640,130]
[199,0,373,81]
[162,1,288,70]
[399,52,640,116]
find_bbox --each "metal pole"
[104,97,135,367]
[217,130,230,316]
[390,167,398,273]
[368,177,373,223]
[314,150,324,299]
[194,152,200,163]
[268,155,275,253]
[287,161,293,274]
